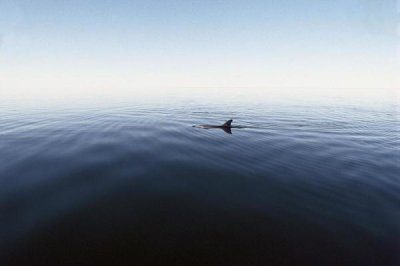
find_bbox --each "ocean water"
[0,88,399,265]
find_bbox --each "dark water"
[1,89,399,265]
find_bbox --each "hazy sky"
[0,0,399,96]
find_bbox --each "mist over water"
[0,88,399,265]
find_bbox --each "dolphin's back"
[193,119,233,129]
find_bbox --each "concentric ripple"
[0,89,399,265]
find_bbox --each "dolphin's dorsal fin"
[222,119,233,127]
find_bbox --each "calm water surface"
[1,89,399,265]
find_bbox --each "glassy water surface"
[0,89,399,265]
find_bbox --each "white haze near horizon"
[0,0,399,99]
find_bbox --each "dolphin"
[193,119,234,134]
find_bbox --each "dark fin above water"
[222,119,233,127]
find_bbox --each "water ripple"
[1,90,399,264]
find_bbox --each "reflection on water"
[0,88,399,265]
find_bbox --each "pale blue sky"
[0,0,398,95]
